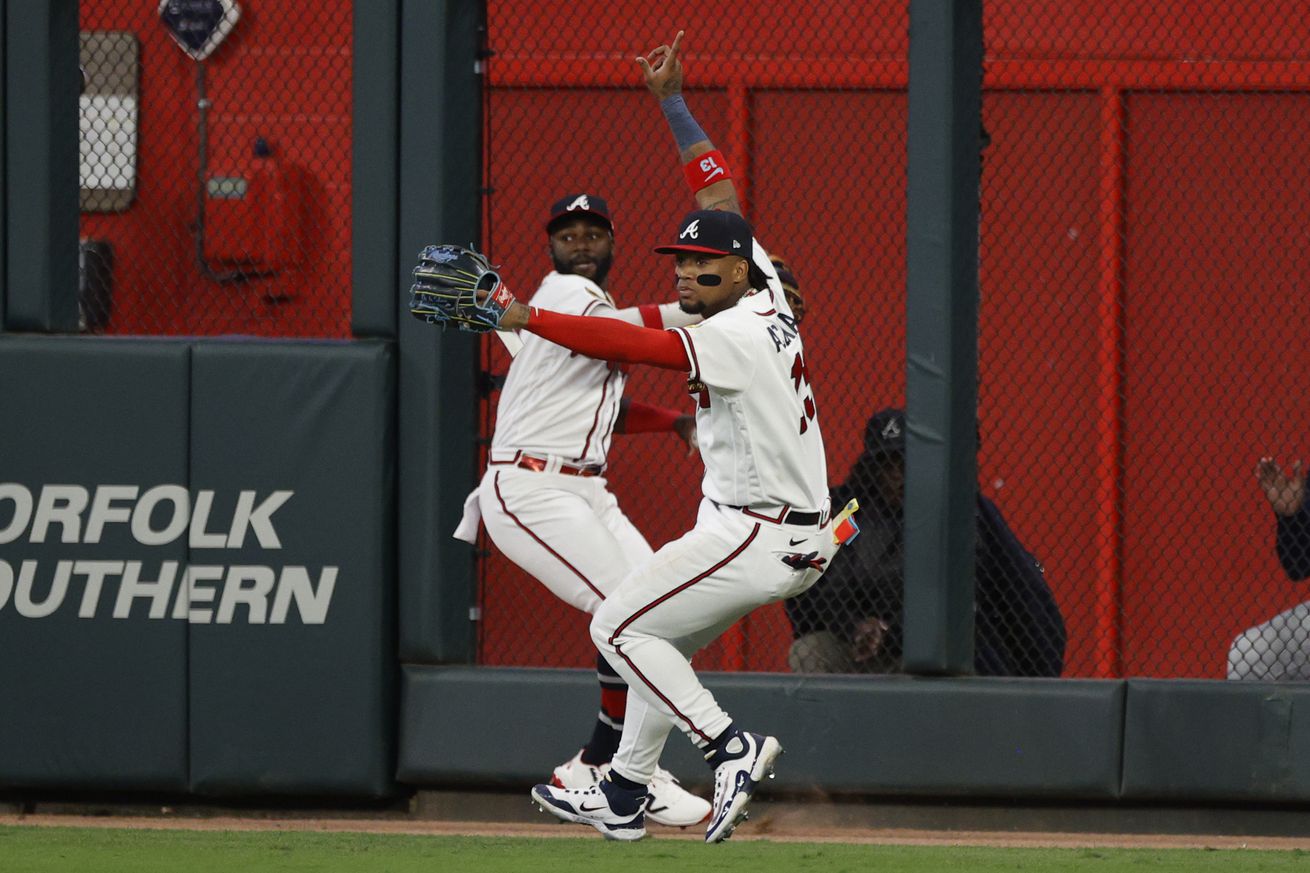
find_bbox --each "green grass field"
[1,826,1307,873]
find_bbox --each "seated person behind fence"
[1228,457,1310,680]
[784,407,1068,676]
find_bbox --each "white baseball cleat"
[550,751,709,829]
[646,766,712,828]
[704,731,783,844]
[531,781,647,842]
[550,749,604,790]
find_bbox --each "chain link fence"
[477,1,908,675]
[976,3,1310,681]
[78,0,352,337]
[476,1,1310,681]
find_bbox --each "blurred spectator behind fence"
[1228,458,1310,680]
[784,408,1068,677]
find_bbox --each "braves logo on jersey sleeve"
[686,378,711,409]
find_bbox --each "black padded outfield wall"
[1122,680,1310,802]
[188,342,396,798]
[0,337,190,790]
[0,337,397,797]
[399,666,1124,799]
[400,667,1310,804]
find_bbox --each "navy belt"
[717,501,822,527]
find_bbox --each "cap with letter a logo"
[864,408,907,455]
[547,193,613,234]
[863,406,982,456]
[654,209,753,258]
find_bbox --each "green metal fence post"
[903,0,984,675]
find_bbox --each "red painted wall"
[477,2,1310,678]
[79,1,352,337]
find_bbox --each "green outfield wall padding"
[398,666,1124,798]
[187,341,396,798]
[1123,679,1310,802]
[0,337,190,790]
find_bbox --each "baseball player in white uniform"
[478,32,852,843]
[454,193,711,828]
[514,209,841,844]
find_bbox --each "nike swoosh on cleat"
[789,537,806,546]
[580,801,609,812]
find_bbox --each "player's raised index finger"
[670,30,685,59]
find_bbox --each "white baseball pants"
[594,498,837,784]
[478,466,653,613]
[477,464,678,764]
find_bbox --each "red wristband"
[683,150,732,193]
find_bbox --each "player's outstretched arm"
[414,244,692,370]
[637,30,741,216]
[498,298,691,371]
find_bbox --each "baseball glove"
[409,244,516,333]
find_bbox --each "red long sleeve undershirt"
[620,400,682,433]
[524,307,691,371]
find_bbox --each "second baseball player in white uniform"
[454,194,712,828]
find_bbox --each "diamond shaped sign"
[158,0,241,61]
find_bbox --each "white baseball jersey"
[591,241,837,782]
[670,257,828,512]
[491,271,626,467]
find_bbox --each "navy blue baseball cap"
[547,193,613,234]
[865,407,981,456]
[865,408,907,455]
[654,210,752,258]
